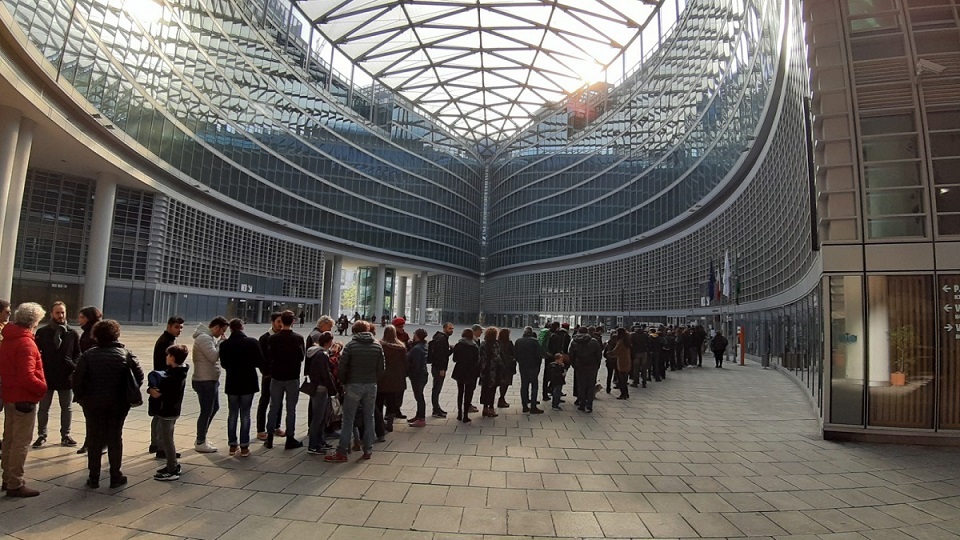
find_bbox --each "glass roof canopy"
[295,1,663,142]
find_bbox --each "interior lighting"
[124,0,164,25]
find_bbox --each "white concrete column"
[0,107,24,259]
[397,276,407,320]
[418,271,428,324]
[866,275,891,386]
[0,117,34,300]
[374,263,386,320]
[81,174,118,308]
[321,258,334,314]
[329,255,343,317]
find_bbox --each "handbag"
[124,357,143,407]
[299,378,318,396]
[329,395,343,420]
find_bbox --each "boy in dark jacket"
[149,345,190,481]
[546,353,567,411]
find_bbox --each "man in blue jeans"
[325,321,384,462]
[265,311,306,449]
[191,317,228,453]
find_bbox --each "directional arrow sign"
[947,305,955,313]
[946,285,953,293]
[947,324,955,332]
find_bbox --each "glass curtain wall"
[827,274,957,431]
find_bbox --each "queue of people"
[0,299,730,498]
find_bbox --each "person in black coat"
[569,328,602,412]
[406,329,429,425]
[220,319,265,456]
[148,344,189,479]
[72,320,144,489]
[451,329,480,424]
[711,331,729,368]
[149,316,183,456]
[33,301,82,448]
[514,327,542,414]
[428,323,454,418]
[74,306,103,455]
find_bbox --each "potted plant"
[887,325,916,386]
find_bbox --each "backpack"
[537,328,551,359]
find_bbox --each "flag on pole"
[722,250,732,298]
[733,255,740,305]
[707,260,716,301]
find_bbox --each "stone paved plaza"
[2,323,960,539]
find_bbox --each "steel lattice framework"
[295,0,662,141]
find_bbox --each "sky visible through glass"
[295,0,671,141]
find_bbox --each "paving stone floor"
[2,323,960,539]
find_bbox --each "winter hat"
[392,317,405,327]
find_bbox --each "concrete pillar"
[329,255,343,316]
[81,174,117,308]
[0,116,34,300]
[321,258,334,314]
[418,271,428,325]
[374,263,386,320]
[397,276,407,320]
[0,108,24,259]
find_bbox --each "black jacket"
[407,340,428,380]
[73,342,144,411]
[451,338,480,383]
[428,331,452,371]
[546,360,566,386]
[79,322,97,353]
[35,322,81,391]
[630,330,649,354]
[148,365,189,417]
[153,330,177,372]
[711,335,729,352]
[547,331,564,359]
[514,334,541,371]
[569,333,602,370]
[258,330,274,377]
[307,347,337,396]
[268,329,305,381]
[220,331,264,395]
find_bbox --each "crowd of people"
[0,299,731,498]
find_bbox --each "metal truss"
[295,0,662,141]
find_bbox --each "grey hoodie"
[192,323,222,382]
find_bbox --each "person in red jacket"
[0,302,48,498]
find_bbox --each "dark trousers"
[256,375,282,433]
[617,371,630,398]
[542,359,552,399]
[715,350,724,367]
[479,384,496,407]
[672,348,684,370]
[630,354,642,384]
[456,381,476,418]
[410,375,427,419]
[84,408,127,481]
[431,368,446,413]
[518,366,539,409]
[574,366,599,408]
[605,361,616,391]
[688,347,701,366]
[551,382,563,408]
[375,391,403,437]
[658,350,671,378]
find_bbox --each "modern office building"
[0,0,957,441]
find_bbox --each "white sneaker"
[194,442,218,453]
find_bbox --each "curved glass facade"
[487,0,781,271]
[484,0,818,318]
[2,0,483,272]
